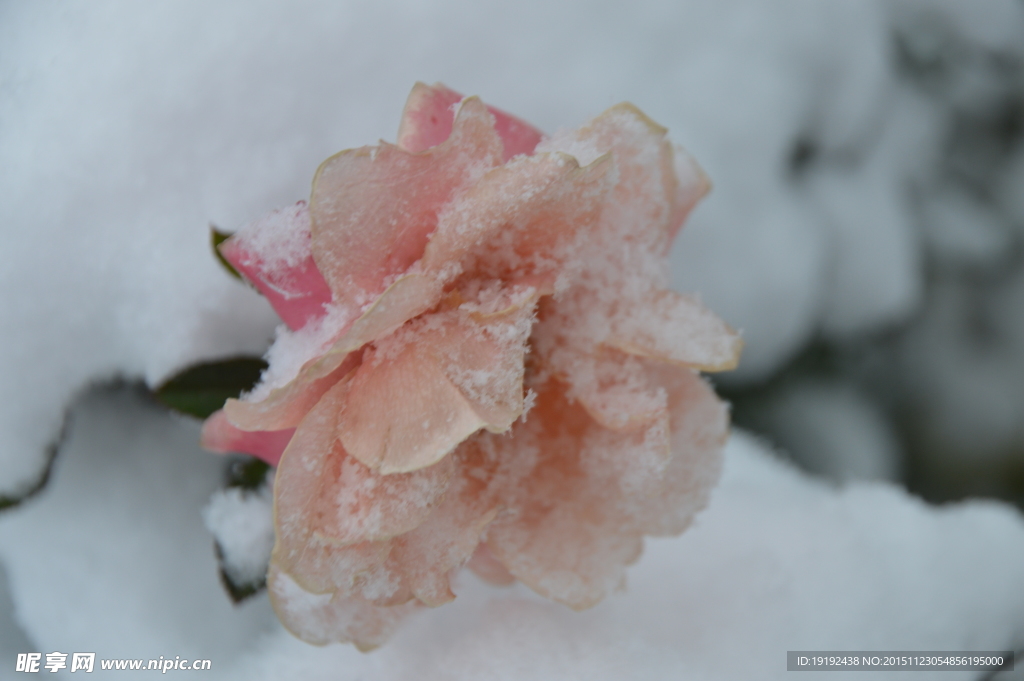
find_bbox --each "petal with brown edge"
[397,82,544,161]
[605,288,742,372]
[310,97,503,304]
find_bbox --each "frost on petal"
[336,300,534,474]
[605,288,742,372]
[274,377,454,553]
[397,82,544,161]
[310,97,503,305]
[483,375,722,610]
[537,103,710,252]
[422,152,614,284]
[223,349,360,433]
[636,365,727,536]
[558,348,668,432]
[224,274,442,433]
[268,563,417,650]
[384,494,499,607]
[200,409,294,466]
[219,202,333,330]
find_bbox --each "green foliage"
[155,357,267,419]
[210,225,242,280]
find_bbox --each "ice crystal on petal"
[202,83,739,649]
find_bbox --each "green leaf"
[211,225,243,280]
[214,541,267,604]
[155,357,267,419]
[224,456,271,491]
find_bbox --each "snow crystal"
[203,479,275,589]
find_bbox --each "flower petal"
[605,288,742,372]
[336,349,485,474]
[267,563,416,650]
[537,103,710,252]
[310,97,503,305]
[397,82,544,161]
[199,409,294,466]
[223,274,443,433]
[223,349,360,433]
[337,293,535,474]
[466,543,515,586]
[481,381,655,609]
[218,202,333,330]
[558,348,669,432]
[274,376,454,552]
[633,364,728,536]
[422,151,614,284]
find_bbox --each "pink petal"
[422,151,614,284]
[605,288,742,372]
[480,381,649,610]
[634,365,728,536]
[397,82,544,161]
[219,202,333,330]
[223,349,360,433]
[274,376,454,550]
[336,298,535,474]
[199,409,294,467]
[466,543,515,586]
[336,336,487,475]
[542,103,711,252]
[559,348,669,432]
[267,563,417,650]
[223,274,443,434]
[309,97,503,306]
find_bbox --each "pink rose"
[202,83,740,649]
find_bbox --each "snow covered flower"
[201,83,741,649]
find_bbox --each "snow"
[2,0,1024,676]
[1,388,1022,680]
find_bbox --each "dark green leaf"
[224,456,271,491]
[214,541,266,604]
[211,225,243,280]
[155,356,267,419]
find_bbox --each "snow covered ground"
[2,0,1023,677]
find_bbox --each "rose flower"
[201,83,741,649]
